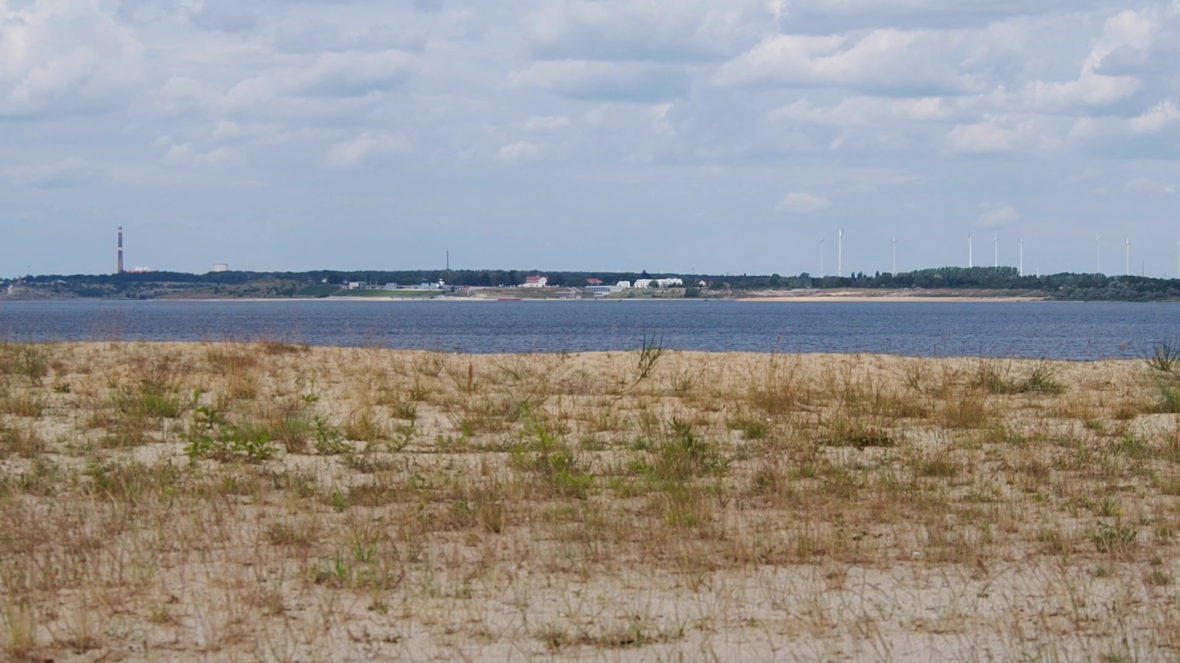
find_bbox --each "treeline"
[8,266,1180,301]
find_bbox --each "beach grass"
[1,340,1179,661]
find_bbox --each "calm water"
[0,299,1176,360]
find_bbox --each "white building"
[521,276,548,288]
[635,278,683,289]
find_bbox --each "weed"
[651,419,727,482]
[1145,339,1180,376]
[728,415,770,441]
[1094,523,1138,555]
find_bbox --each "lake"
[0,299,1176,360]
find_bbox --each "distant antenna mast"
[993,233,998,268]
[968,231,973,268]
[891,237,897,276]
[818,239,825,278]
[117,226,124,275]
[838,229,843,278]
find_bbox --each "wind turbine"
[1177,241,1179,280]
[1096,234,1101,274]
[994,233,998,268]
[1125,238,1130,277]
[818,239,825,277]
[1019,237,1024,277]
[968,231,973,268]
[891,237,897,276]
[838,229,843,278]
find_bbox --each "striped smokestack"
[117,226,124,274]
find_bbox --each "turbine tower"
[818,239,825,277]
[1096,234,1101,274]
[993,233,998,268]
[1125,238,1130,277]
[1019,238,1024,277]
[968,231,973,268]
[838,229,843,278]
[891,237,897,276]
[117,226,124,275]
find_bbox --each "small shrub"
[313,415,349,455]
[651,419,727,482]
[1145,339,1180,376]
[184,406,277,463]
[728,416,770,441]
[1093,523,1137,555]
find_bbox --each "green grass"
[295,284,343,298]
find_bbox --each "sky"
[1,0,1179,277]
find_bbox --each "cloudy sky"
[2,0,1179,276]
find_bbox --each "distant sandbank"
[737,295,1045,303]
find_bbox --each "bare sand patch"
[0,342,1177,661]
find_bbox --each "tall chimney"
[117,226,124,274]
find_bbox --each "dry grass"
[0,341,1179,661]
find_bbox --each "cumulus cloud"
[0,0,143,117]
[769,96,955,125]
[713,29,982,94]
[326,133,411,169]
[946,122,1016,154]
[524,115,572,131]
[976,203,1020,227]
[5,0,1180,274]
[1130,101,1180,133]
[1122,178,1176,194]
[775,192,830,214]
[497,141,542,164]
[523,0,766,62]
[5,158,98,189]
[163,143,239,167]
[510,60,690,102]
[225,51,413,107]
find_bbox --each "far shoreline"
[736,295,1046,303]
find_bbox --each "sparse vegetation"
[0,341,1177,660]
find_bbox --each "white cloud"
[163,143,238,167]
[497,141,541,164]
[775,192,830,214]
[770,96,955,126]
[1027,73,1141,109]
[976,203,1019,227]
[1122,178,1176,194]
[5,158,98,189]
[511,60,689,102]
[524,115,572,131]
[225,51,412,109]
[713,29,980,94]
[1081,10,1157,76]
[946,122,1016,154]
[0,0,143,116]
[523,0,765,62]
[326,133,411,169]
[1130,101,1180,134]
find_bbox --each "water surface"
[0,299,1175,360]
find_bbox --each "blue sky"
[2,0,1179,277]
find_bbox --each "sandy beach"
[738,294,1046,303]
[1,341,1177,661]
